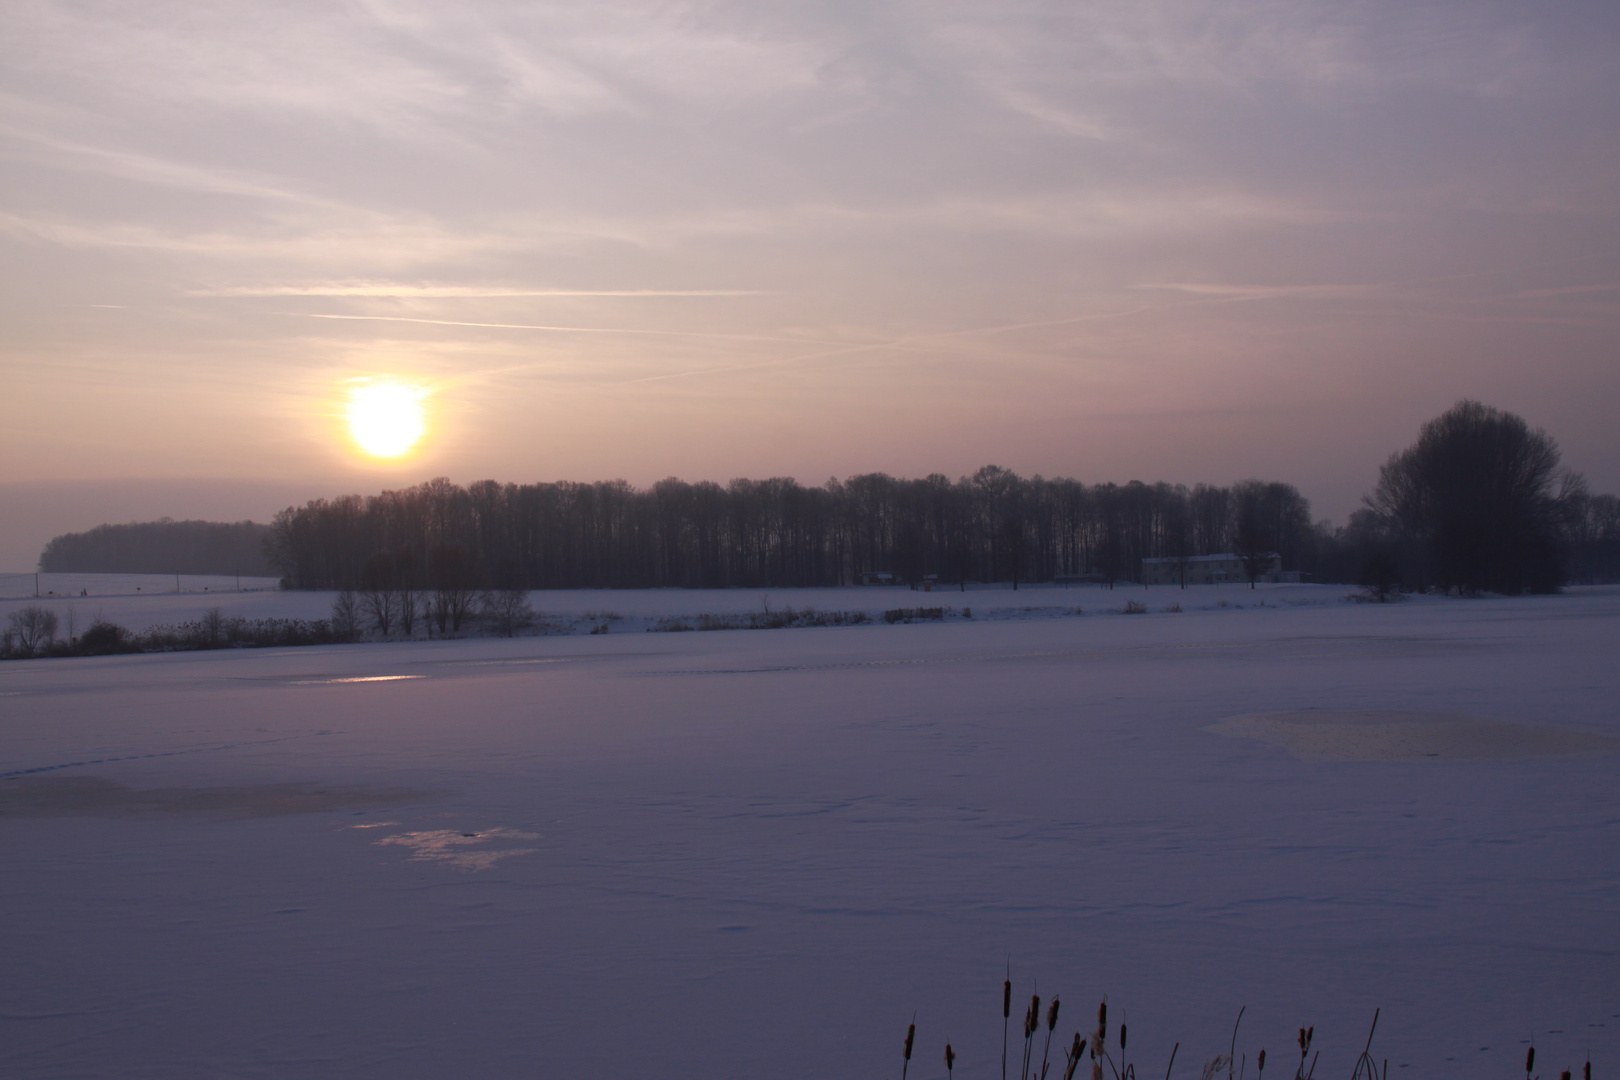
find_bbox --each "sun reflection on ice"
[375,827,539,871]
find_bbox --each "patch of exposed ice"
[374,827,539,871]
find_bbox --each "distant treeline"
[267,470,1338,591]
[39,519,274,576]
[267,407,1620,595]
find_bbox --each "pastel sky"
[3,0,1618,566]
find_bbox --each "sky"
[3,0,1619,568]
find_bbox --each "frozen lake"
[3,587,1618,1079]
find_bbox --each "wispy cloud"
[192,283,765,298]
[1132,282,1374,300]
[280,311,842,346]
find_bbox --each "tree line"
[264,403,1620,596]
[265,469,1330,592]
[39,519,274,576]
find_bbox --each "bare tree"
[8,606,59,655]
[201,607,226,647]
[394,548,420,638]
[360,550,397,636]
[330,589,363,642]
[429,542,480,633]
[481,588,535,637]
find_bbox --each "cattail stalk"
[1065,1033,1087,1080]
[903,1022,915,1080]
[945,1043,956,1079]
[1022,995,1040,1080]
[1004,976,1013,1080]
[1039,998,1060,1080]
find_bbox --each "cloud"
[190,283,765,297]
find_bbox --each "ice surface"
[2,586,1618,1079]
[1207,710,1620,761]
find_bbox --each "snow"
[2,576,1340,635]
[2,585,1618,1079]
[0,571,281,602]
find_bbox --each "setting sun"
[346,381,428,458]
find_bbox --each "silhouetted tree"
[7,607,58,655]
[1369,400,1572,594]
[1359,552,1403,602]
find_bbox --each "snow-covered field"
[3,585,1618,1079]
[0,571,281,602]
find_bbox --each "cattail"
[945,1043,956,1077]
[1120,1023,1127,1052]
[1021,995,1040,1080]
[1258,1048,1266,1075]
[904,1024,915,1061]
[1048,998,1061,1032]
[1099,1002,1107,1033]
[1003,976,1013,1080]
[1065,1034,1085,1080]
[1527,1047,1536,1074]
[1584,1061,1590,1080]
[1562,1071,1572,1080]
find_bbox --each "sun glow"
[346,381,428,458]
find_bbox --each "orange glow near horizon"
[345,381,429,459]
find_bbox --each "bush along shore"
[2,608,350,659]
[2,588,1308,660]
[2,594,1068,660]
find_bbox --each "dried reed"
[1004,973,1013,1080]
[1038,998,1061,1080]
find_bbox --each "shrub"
[883,607,944,624]
[77,621,133,655]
